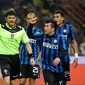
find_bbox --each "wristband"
[74,53,78,58]
[29,53,33,58]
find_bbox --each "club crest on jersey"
[54,39,57,43]
[4,69,8,74]
[63,29,66,33]
[11,34,14,38]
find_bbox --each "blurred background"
[0,0,85,56]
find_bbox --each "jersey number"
[33,66,39,74]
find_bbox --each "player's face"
[44,23,52,35]
[53,13,64,27]
[26,13,37,24]
[6,15,16,27]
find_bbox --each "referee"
[0,8,34,85]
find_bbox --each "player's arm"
[21,28,35,65]
[71,40,78,68]
[25,42,33,55]
[70,26,78,67]
[37,51,42,61]
[25,42,35,65]
[70,25,78,54]
[21,27,33,55]
[53,34,68,66]
[71,40,78,54]
[53,36,61,66]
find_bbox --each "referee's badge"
[63,29,66,33]
[11,34,14,38]
[54,39,57,43]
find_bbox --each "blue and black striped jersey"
[20,25,43,64]
[56,23,76,62]
[42,33,65,73]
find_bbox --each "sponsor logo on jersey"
[11,34,14,38]
[29,39,37,43]
[43,42,58,49]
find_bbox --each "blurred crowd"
[0,0,85,56]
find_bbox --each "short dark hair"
[55,10,64,17]
[5,8,16,17]
[45,19,57,29]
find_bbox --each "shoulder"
[34,27,44,36]
[55,34,61,39]
[17,25,24,30]
[0,24,5,28]
[0,24,7,30]
[35,27,43,32]
[65,23,73,29]
[64,23,75,33]
[16,25,25,32]
[65,23,71,27]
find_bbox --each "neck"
[58,22,64,27]
[6,23,15,29]
[28,24,34,30]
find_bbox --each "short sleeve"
[21,28,30,43]
[69,25,76,41]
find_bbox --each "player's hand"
[53,57,60,66]
[30,58,35,66]
[73,58,78,68]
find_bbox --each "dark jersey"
[20,26,43,64]
[56,23,76,62]
[42,33,66,73]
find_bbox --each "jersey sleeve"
[69,25,76,41]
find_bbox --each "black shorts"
[0,54,20,80]
[63,61,70,81]
[19,64,29,78]
[28,64,40,79]
[43,70,64,84]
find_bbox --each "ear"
[5,17,7,22]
